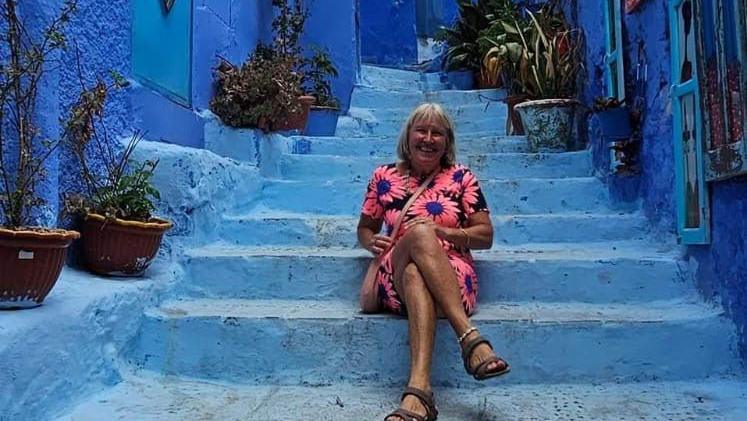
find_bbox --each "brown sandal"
[461,335,511,380]
[384,387,438,421]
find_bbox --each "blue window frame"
[604,0,625,101]
[669,0,710,244]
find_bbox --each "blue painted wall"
[360,0,418,65]
[302,0,358,111]
[576,0,747,358]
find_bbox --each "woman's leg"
[385,263,436,420]
[391,224,506,374]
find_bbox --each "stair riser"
[180,255,690,303]
[354,103,507,124]
[132,314,737,386]
[360,66,445,88]
[350,87,506,109]
[336,116,507,138]
[287,136,530,156]
[255,178,609,215]
[279,153,592,181]
[218,215,648,247]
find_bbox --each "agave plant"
[513,3,584,99]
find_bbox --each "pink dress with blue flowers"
[361,164,489,316]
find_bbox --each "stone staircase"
[58,65,747,420]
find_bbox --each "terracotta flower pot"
[272,95,316,132]
[0,227,80,309]
[82,213,172,277]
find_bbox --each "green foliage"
[210,45,303,129]
[437,0,493,73]
[301,46,339,108]
[64,76,161,222]
[0,0,78,229]
[210,0,339,128]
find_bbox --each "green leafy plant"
[513,2,584,99]
[302,46,339,108]
[64,71,160,222]
[211,45,303,129]
[210,0,338,128]
[0,0,78,229]
[437,0,492,73]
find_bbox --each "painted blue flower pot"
[446,70,475,90]
[595,106,632,139]
[304,107,340,136]
[515,99,578,152]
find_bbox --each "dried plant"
[64,60,159,222]
[0,0,78,229]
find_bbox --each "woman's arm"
[357,214,392,256]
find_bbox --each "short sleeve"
[460,167,489,217]
[361,164,408,220]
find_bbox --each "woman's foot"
[384,385,437,421]
[461,330,510,379]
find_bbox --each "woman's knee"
[401,224,441,255]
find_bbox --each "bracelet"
[457,326,478,344]
[459,228,471,248]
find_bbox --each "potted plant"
[211,45,306,132]
[0,0,81,309]
[437,0,492,89]
[593,96,632,139]
[303,46,340,136]
[211,0,340,134]
[511,2,585,152]
[64,76,172,277]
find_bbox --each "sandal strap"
[473,355,506,378]
[461,335,493,374]
[385,408,427,421]
[400,387,438,419]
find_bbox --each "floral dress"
[361,163,490,316]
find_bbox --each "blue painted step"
[286,135,530,156]
[349,86,506,109]
[251,178,612,215]
[59,374,747,420]
[179,243,691,303]
[359,65,448,91]
[276,151,592,181]
[336,111,507,137]
[217,213,649,246]
[131,298,739,387]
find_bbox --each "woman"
[357,103,510,421]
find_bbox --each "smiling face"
[407,117,449,174]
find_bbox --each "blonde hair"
[396,103,456,168]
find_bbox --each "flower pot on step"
[515,98,579,152]
[0,227,80,309]
[82,213,172,277]
[272,95,316,132]
[446,70,475,90]
[595,106,632,139]
[304,106,340,136]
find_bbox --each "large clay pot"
[515,98,579,152]
[0,227,80,309]
[82,213,172,277]
[272,95,316,132]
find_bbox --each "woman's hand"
[404,217,449,239]
[367,234,393,256]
